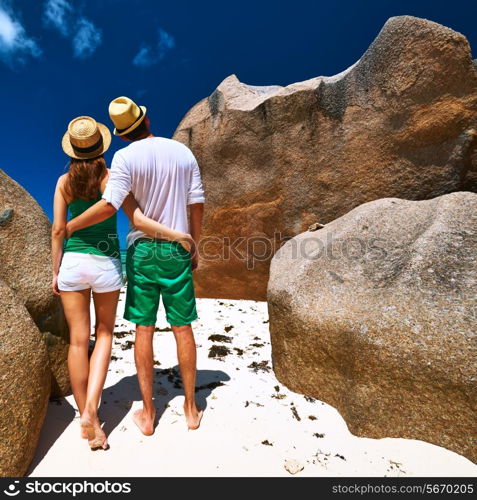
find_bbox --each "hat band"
[116,107,144,134]
[71,136,103,154]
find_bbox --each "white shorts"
[58,252,123,293]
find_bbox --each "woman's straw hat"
[109,96,147,136]
[62,116,111,160]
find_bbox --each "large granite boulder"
[0,169,69,397]
[267,191,477,463]
[0,280,51,477]
[174,16,477,301]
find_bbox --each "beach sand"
[29,287,477,477]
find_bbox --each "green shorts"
[124,239,198,326]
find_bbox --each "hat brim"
[62,122,112,160]
[113,106,147,136]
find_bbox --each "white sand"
[29,287,477,477]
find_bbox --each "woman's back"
[64,192,120,258]
[54,115,123,451]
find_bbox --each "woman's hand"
[175,232,196,254]
[51,274,61,296]
[173,232,199,269]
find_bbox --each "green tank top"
[64,193,120,259]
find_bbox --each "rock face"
[0,280,51,477]
[174,16,477,301]
[0,169,69,397]
[267,191,477,463]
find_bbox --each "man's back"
[103,137,205,247]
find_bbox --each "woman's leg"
[81,289,120,446]
[61,289,91,415]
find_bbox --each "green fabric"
[64,194,120,258]
[124,239,198,326]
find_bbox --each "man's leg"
[172,324,203,429]
[124,242,161,436]
[133,324,156,435]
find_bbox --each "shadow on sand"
[28,365,230,474]
[28,397,77,474]
[100,366,230,436]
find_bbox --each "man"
[66,96,205,434]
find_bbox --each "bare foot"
[133,408,156,436]
[80,416,95,442]
[81,413,108,450]
[80,426,89,439]
[184,404,203,430]
[89,424,109,451]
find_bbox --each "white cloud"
[43,0,72,36]
[42,0,102,59]
[133,28,175,67]
[73,17,101,59]
[0,4,41,67]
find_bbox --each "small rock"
[208,334,232,343]
[284,459,304,475]
[247,360,270,373]
[114,330,131,339]
[290,405,301,421]
[0,208,13,227]
[308,222,325,232]
[208,345,231,358]
[121,340,135,350]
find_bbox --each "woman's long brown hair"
[64,156,107,201]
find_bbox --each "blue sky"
[1,0,476,246]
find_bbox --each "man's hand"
[51,274,60,295]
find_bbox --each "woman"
[51,116,192,450]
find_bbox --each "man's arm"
[187,154,205,270]
[66,199,116,237]
[189,203,204,245]
[66,152,131,237]
[189,203,204,270]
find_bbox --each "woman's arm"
[51,176,68,295]
[121,194,195,252]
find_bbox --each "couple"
[51,96,205,450]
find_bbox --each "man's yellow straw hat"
[109,96,147,136]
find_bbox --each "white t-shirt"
[102,137,205,248]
